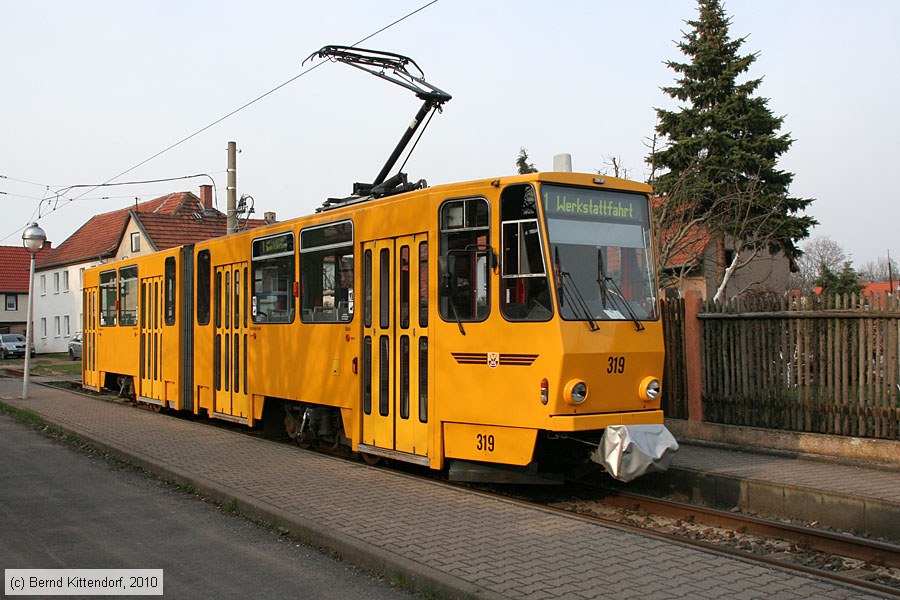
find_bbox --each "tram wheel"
[361,453,382,466]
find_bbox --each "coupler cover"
[591,424,679,482]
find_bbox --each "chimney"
[199,185,213,210]
[264,211,277,225]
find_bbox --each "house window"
[40,318,46,338]
[79,267,85,290]
[63,271,69,293]
[64,315,70,336]
[54,273,59,294]
[5,295,16,311]
[54,316,60,337]
[40,275,46,295]
[131,232,141,253]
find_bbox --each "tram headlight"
[564,379,588,405]
[640,377,661,401]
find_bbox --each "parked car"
[68,332,83,360]
[0,333,35,359]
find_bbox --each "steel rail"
[599,488,900,569]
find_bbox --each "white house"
[0,246,38,335]
[33,185,269,353]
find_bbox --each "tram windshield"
[541,184,658,323]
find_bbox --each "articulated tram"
[81,171,677,483]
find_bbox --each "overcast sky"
[2,1,898,267]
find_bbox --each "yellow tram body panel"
[83,171,670,477]
[82,248,188,410]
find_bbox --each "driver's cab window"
[439,198,490,322]
[500,185,551,321]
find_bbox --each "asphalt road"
[0,415,414,599]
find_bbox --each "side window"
[418,242,428,328]
[197,250,211,325]
[439,198,490,322]
[251,232,295,323]
[300,221,353,323]
[118,266,138,326]
[165,256,176,326]
[99,270,117,326]
[500,184,552,321]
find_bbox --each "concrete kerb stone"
[0,400,503,600]
[659,465,900,540]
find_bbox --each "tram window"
[399,246,410,329]
[364,250,372,328]
[118,266,138,326]
[419,242,428,328]
[251,232,295,324]
[100,270,115,326]
[500,185,552,322]
[214,271,222,329]
[439,198,491,322]
[418,337,428,423]
[197,250,211,326]
[300,221,353,323]
[379,248,390,329]
[165,257,176,326]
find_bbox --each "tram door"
[361,235,429,458]
[213,262,250,421]
[82,287,100,388]
[139,275,164,402]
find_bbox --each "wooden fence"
[660,292,900,440]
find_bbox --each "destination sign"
[252,232,294,258]
[541,185,649,224]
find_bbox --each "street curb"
[631,465,900,541]
[0,397,503,600]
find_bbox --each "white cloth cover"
[591,424,679,482]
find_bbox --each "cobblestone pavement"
[0,380,884,599]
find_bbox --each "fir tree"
[651,0,815,287]
[516,147,538,174]
[814,261,864,297]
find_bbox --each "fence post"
[684,289,704,422]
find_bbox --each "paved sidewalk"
[0,379,886,599]
[659,443,900,540]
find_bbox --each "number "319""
[607,356,625,374]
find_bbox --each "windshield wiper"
[600,276,645,332]
[555,247,598,331]
[446,295,466,336]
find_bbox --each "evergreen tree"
[814,261,864,296]
[516,147,538,174]
[651,0,815,287]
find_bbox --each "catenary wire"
[5,0,440,244]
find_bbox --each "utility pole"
[227,141,237,235]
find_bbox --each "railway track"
[492,484,900,597]
[35,378,900,597]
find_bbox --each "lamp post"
[22,222,47,400]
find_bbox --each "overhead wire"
[5,0,440,244]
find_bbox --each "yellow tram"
[81,46,676,483]
[82,171,676,482]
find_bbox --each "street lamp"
[22,222,47,400]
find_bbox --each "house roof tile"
[35,191,267,269]
[0,246,36,292]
